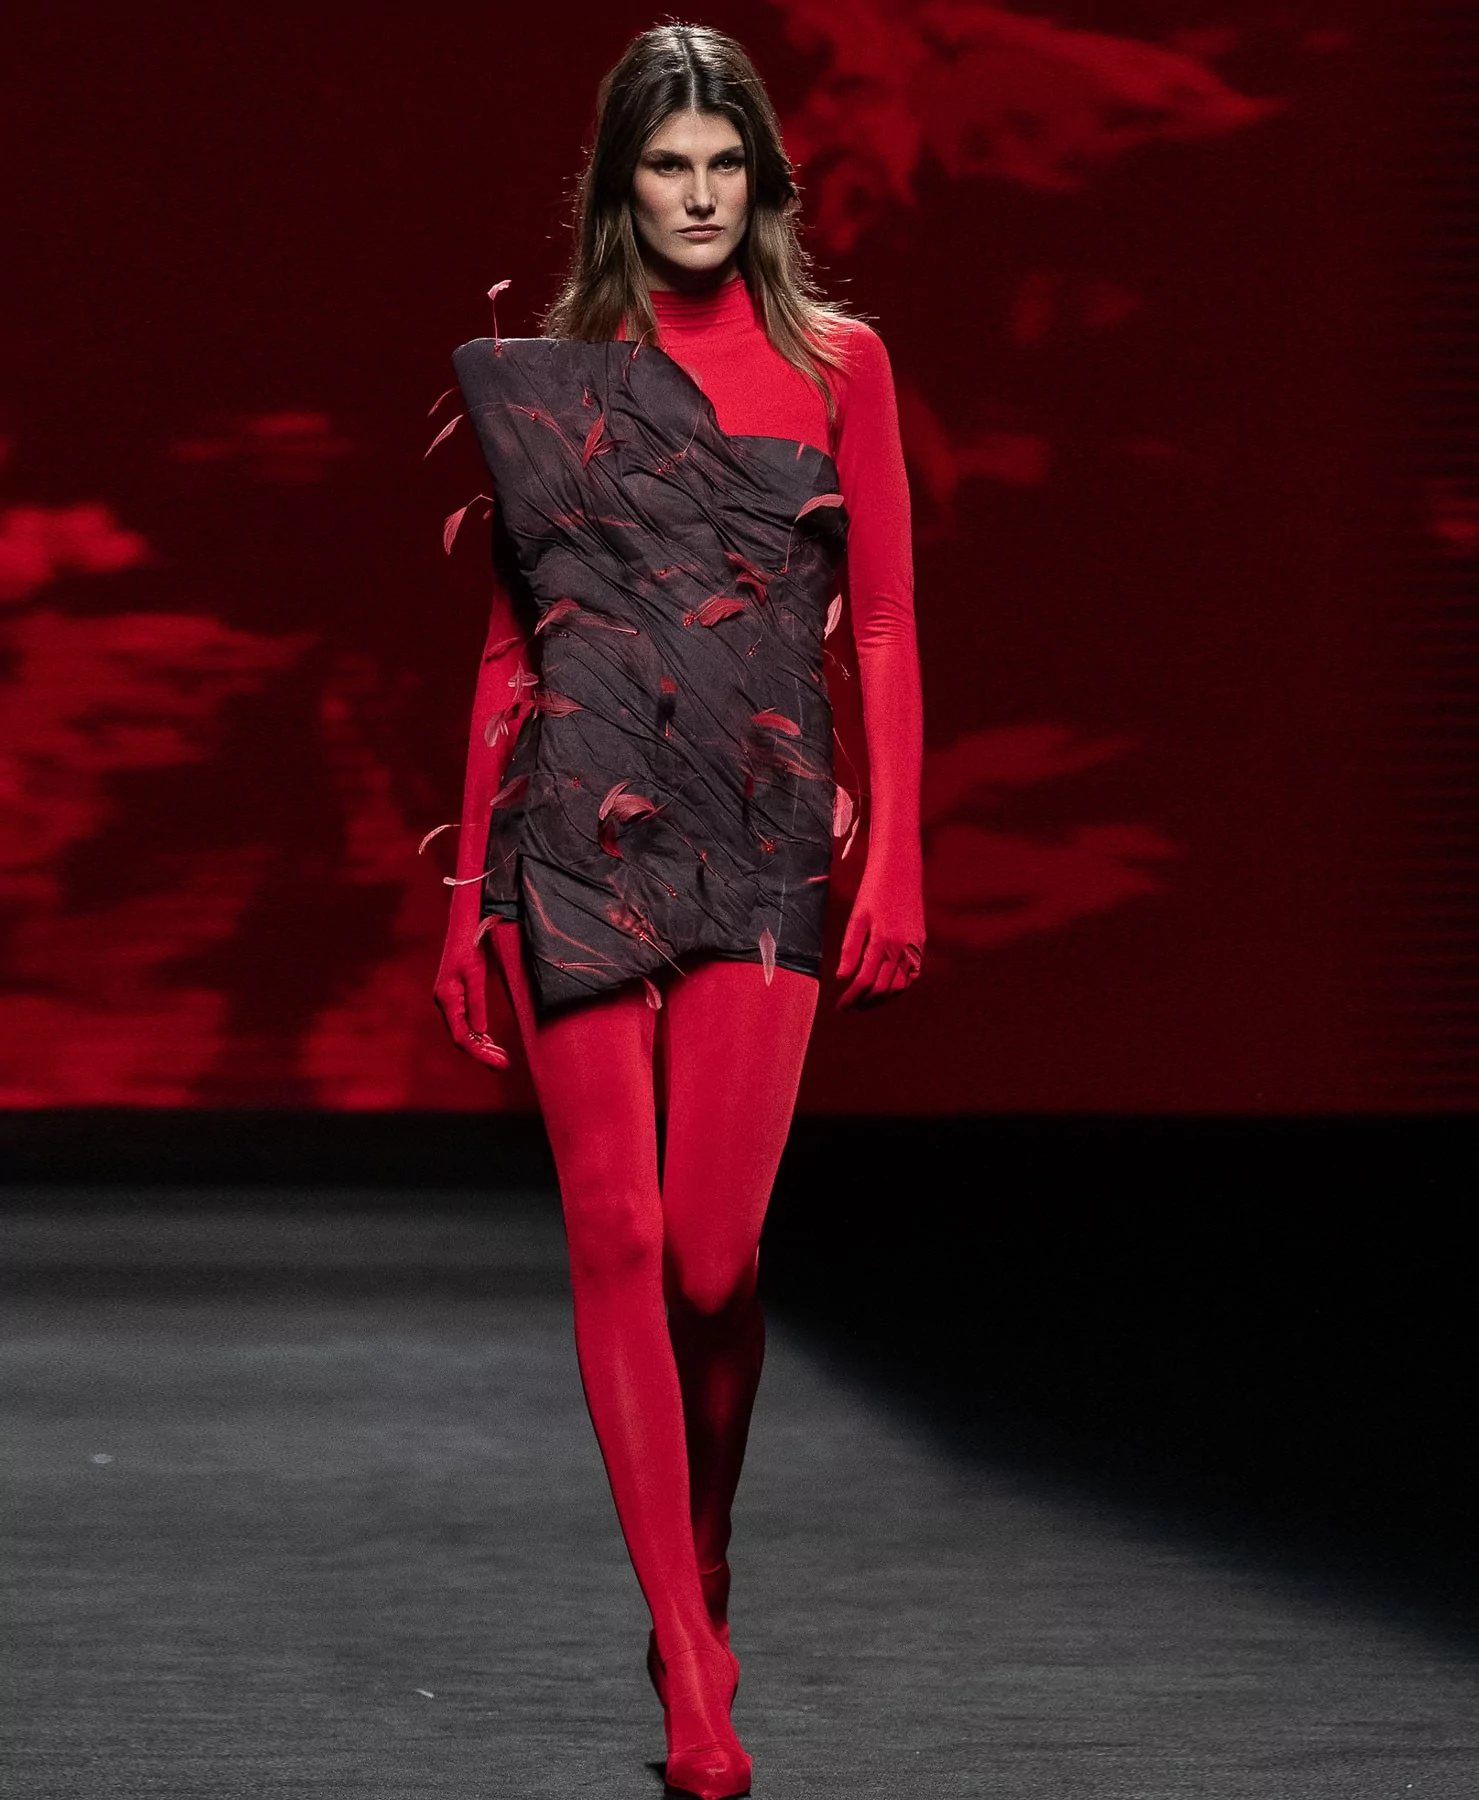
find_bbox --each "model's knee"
[562,1182,663,1288]
[667,1255,759,1322]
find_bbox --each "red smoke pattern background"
[2,4,1398,1109]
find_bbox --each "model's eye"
[646,154,743,174]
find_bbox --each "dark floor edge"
[3,1107,1476,1189]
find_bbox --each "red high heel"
[659,1641,751,1799]
[647,1563,735,1713]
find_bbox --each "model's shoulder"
[815,310,881,347]
[818,309,890,357]
[814,313,895,398]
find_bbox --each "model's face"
[630,108,749,291]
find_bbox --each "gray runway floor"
[5,1197,1477,1798]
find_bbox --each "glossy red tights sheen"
[491,920,818,1667]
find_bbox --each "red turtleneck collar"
[629,267,838,461]
[648,272,755,337]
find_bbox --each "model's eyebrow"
[642,146,746,163]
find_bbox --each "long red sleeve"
[448,573,529,902]
[827,322,923,879]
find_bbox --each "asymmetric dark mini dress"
[452,275,912,1013]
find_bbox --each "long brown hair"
[540,21,861,426]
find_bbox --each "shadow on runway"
[762,1115,1479,1650]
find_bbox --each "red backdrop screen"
[3,2,1462,1111]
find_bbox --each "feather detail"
[750,708,801,738]
[507,663,539,697]
[796,492,845,520]
[580,413,609,466]
[598,792,658,857]
[423,414,463,458]
[841,813,861,860]
[642,976,663,1011]
[506,403,568,443]
[427,385,460,418]
[726,550,768,582]
[534,690,582,717]
[825,594,843,639]
[535,599,582,634]
[759,928,777,987]
[483,705,516,745]
[417,822,459,855]
[472,913,499,947]
[605,792,658,823]
[487,277,511,351]
[657,675,678,736]
[484,635,522,659]
[444,494,494,554]
[607,900,683,971]
[597,780,630,821]
[832,786,854,839]
[685,595,746,628]
[724,550,770,605]
[490,775,528,810]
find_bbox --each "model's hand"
[433,909,511,1069]
[836,857,926,1010]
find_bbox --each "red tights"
[491,921,818,1665]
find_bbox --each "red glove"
[432,567,532,1069]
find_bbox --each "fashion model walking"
[434,23,924,1796]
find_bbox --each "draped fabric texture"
[452,335,850,1011]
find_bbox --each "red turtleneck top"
[643,274,923,901]
[445,272,923,1005]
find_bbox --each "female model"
[433,23,923,1798]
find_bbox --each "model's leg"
[660,958,820,1632]
[489,923,715,1670]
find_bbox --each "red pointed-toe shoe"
[665,1738,752,1800]
[659,1642,750,1800]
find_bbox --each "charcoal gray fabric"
[452,336,849,1010]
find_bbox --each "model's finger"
[464,1031,510,1070]
[451,1003,507,1069]
[855,949,904,1010]
[464,963,490,1038]
[434,986,466,1043]
[434,986,504,1066]
[836,911,869,981]
[837,938,887,1009]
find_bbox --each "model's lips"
[678,226,723,238]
